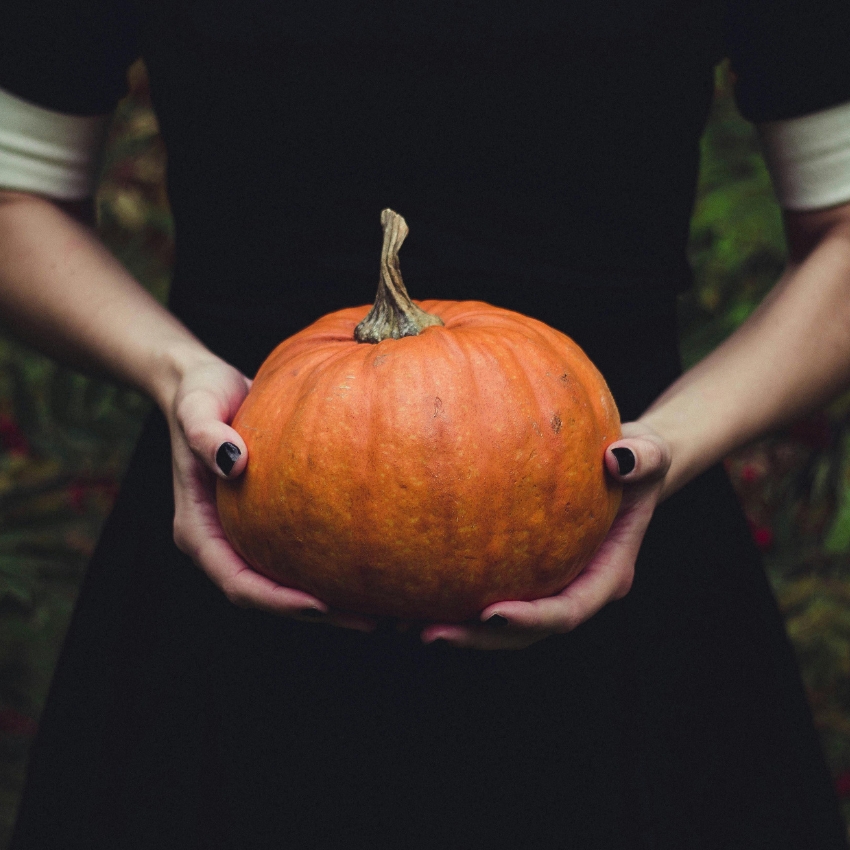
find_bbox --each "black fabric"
[0,0,138,114]
[5,1,850,847]
[726,0,850,122]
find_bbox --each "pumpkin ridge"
[429,328,492,568]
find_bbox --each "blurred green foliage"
[680,63,787,365]
[0,60,848,844]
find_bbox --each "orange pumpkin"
[216,210,622,622]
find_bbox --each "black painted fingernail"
[611,447,636,476]
[487,614,509,627]
[216,442,241,476]
[299,607,323,618]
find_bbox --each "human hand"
[166,355,376,631]
[419,422,671,649]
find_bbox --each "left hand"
[420,422,671,650]
[167,354,376,632]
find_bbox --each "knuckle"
[183,422,208,457]
[172,519,196,558]
[612,569,635,600]
[645,443,665,474]
[554,612,581,634]
[173,394,196,433]
[220,580,250,608]
[644,438,672,477]
[530,607,565,635]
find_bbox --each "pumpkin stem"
[354,209,444,343]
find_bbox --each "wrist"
[145,337,225,418]
[636,409,721,500]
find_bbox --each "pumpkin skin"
[216,299,622,622]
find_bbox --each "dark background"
[0,61,848,844]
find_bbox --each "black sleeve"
[0,0,140,115]
[726,0,850,122]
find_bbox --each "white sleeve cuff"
[757,100,850,211]
[0,86,110,201]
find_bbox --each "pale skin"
[1,188,850,649]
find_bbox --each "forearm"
[641,207,850,499]
[0,190,218,413]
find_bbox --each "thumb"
[176,389,249,480]
[604,431,670,484]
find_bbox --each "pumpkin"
[216,210,622,622]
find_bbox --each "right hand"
[420,422,671,649]
[165,354,376,632]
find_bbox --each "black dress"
[3,0,850,847]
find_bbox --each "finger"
[477,490,653,634]
[478,555,630,635]
[298,609,379,633]
[195,535,374,630]
[177,392,249,479]
[192,533,327,615]
[605,434,670,483]
[421,620,546,650]
[176,489,377,630]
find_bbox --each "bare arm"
[0,189,373,630]
[0,189,209,410]
[641,201,850,499]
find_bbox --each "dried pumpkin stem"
[354,209,444,343]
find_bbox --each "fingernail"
[299,607,324,618]
[487,614,509,627]
[216,442,241,476]
[611,447,636,476]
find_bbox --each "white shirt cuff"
[757,100,850,211]
[0,86,110,200]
